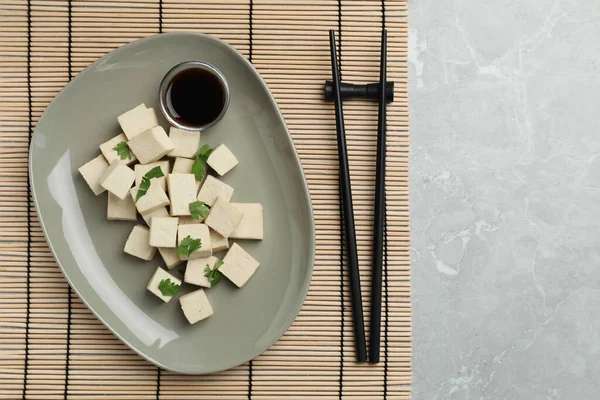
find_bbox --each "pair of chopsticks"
[328,29,387,363]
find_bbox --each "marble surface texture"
[409,0,600,398]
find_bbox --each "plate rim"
[28,32,316,374]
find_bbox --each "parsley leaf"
[113,141,132,160]
[191,145,213,182]
[204,260,224,286]
[189,201,210,220]
[176,235,202,256]
[158,278,180,296]
[135,166,165,202]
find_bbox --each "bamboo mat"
[0,0,410,398]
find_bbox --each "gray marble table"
[409,0,600,398]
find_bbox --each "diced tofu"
[107,192,137,221]
[184,256,219,288]
[141,207,170,226]
[124,225,156,261]
[149,217,178,248]
[230,203,264,240]
[220,243,260,288]
[99,133,137,165]
[118,104,158,140]
[158,247,183,270]
[207,144,238,176]
[78,155,109,195]
[135,161,169,191]
[168,127,200,159]
[179,215,202,225]
[128,126,175,164]
[172,157,195,173]
[98,160,136,200]
[197,175,234,207]
[204,197,243,238]
[180,289,214,324]
[146,267,181,303]
[172,158,202,194]
[177,223,212,260]
[210,229,229,252]
[167,174,197,216]
[131,184,170,214]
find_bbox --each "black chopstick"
[369,28,387,364]
[329,29,367,362]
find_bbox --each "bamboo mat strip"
[0,0,410,399]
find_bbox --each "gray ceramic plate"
[29,33,315,374]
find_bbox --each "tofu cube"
[131,184,170,214]
[107,192,137,221]
[197,175,234,207]
[79,155,109,195]
[141,207,170,226]
[204,197,243,238]
[168,127,200,158]
[135,161,169,192]
[147,267,181,303]
[158,247,183,270]
[98,160,136,200]
[210,229,230,252]
[177,223,212,260]
[99,133,137,165]
[207,144,238,176]
[128,126,175,164]
[118,104,159,139]
[180,289,214,324]
[184,256,219,288]
[167,174,197,216]
[172,157,195,173]
[220,242,260,287]
[230,203,264,240]
[149,217,178,248]
[124,225,157,261]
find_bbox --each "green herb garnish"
[113,141,132,160]
[135,166,165,202]
[204,260,224,286]
[191,145,213,182]
[158,278,180,296]
[176,235,202,256]
[189,201,210,220]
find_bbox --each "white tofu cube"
[167,174,197,216]
[124,225,156,261]
[172,157,195,173]
[128,126,175,164]
[118,104,159,140]
[220,243,260,288]
[78,155,109,195]
[99,133,137,165]
[141,207,170,226]
[131,184,170,214]
[107,192,137,221]
[135,161,169,192]
[149,217,178,248]
[168,127,200,159]
[197,175,234,207]
[180,289,214,324]
[204,197,243,238]
[177,223,212,260]
[230,203,264,240]
[147,267,181,303]
[184,256,219,288]
[210,229,229,252]
[158,247,183,270]
[207,144,238,176]
[99,160,136,200]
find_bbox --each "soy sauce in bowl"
[159,61,230,131]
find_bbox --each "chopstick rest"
[324,80,395,102]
